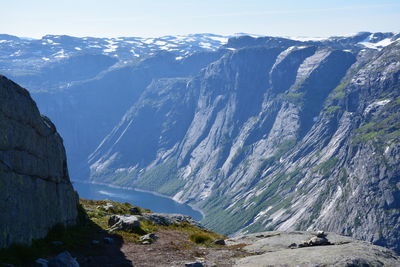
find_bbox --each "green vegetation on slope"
[352,101,400,145]
[0,199,225,265]
[134,158,185,195]
[202,168,303,235]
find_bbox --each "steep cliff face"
[87,40,400,252]
[0,76,78,248]
[33,50,225,179]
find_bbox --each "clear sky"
[1,0,399,38]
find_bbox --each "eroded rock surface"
[229,231,400,266]
[0,76,78,248]
[108,215,141,232]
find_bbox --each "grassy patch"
[283,92,305,105]
[314,157,339,177]
[165,222,225,246]
[260,138,296,168]
[324,105,342,114]
[330,80,348,100]
[79,199,225,247]
[352,112,400,145]
[189,233,213,244]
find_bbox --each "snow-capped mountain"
[0,33,229,63]
[1,32,398,92]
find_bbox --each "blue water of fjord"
[73,181,202,221]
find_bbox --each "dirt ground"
[76,229,248,267]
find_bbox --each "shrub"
[189,233,213,244]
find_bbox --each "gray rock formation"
[0,76,78,248]
[108,215,141,232]
[229,231,400,266]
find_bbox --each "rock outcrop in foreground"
[49,199,400,266]
[229,231,400,266]
[0,76,78,248]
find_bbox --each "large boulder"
[108,215,141,232]
[0,76,78,248]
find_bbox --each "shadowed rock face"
[0,75,78,248]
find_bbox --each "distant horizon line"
[1,31,399,40]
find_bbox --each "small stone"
[213,239,226,245]
[91,240,100,245]
[51,241,64,246]
[185,262,204,267]
[308,236,330,246]
[288,243,297,249]
[129,207,141,215]
[298,240,309,247]
[103,237,114,244]
[47,251,79,267]
[140,233,158,242]
[255,234,265,238]
[316,230,327,238]
[35,258,49,267]
[141,241,151,245]
[103,203,115,212]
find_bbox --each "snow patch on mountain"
[358,33,398,49]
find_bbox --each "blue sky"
[1,0,399,38]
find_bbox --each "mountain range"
[1,31,399,253]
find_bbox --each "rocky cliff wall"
[0,75,78,248]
